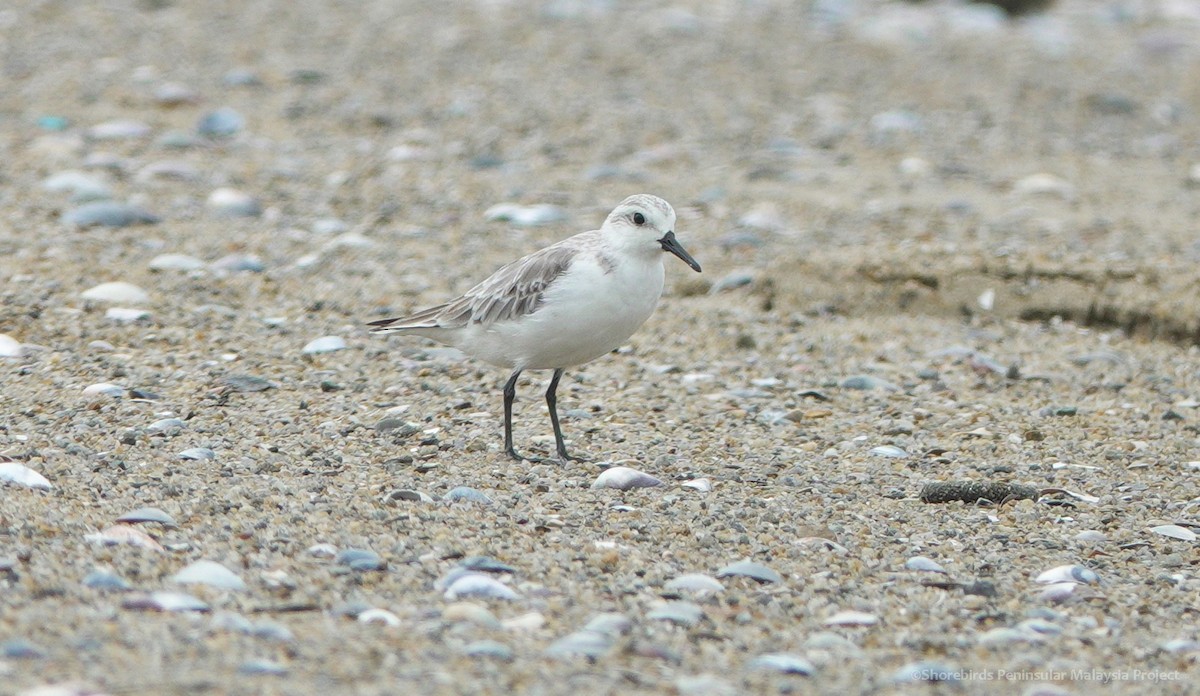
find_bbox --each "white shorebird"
[369,194,702,462]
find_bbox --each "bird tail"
[366,305,448,334]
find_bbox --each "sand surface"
[2,1,1200,694]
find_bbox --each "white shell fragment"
[647,601,705,627]
[206,187,261,217]
[749,653,816,675]
[105,307,151,323]
[358,608,402,627]
[84,525,163,552]
[823,610,879,627]
[484,203,567,226]
[149,253,206,272]
[172,560,246,591]
[116,507,176,526]
[591,466,663,490]
[715,560,783,584]
[664,573,724,595]
[83,383,126,398]
[179,447,216,460]
[302,336,347,354]
[443,573,519,601]
[122,591,209,613]
[681,477,712,492]
[870,445,909,458]
[1150,524,1197,542]
[904,556,946,574]
[0,334,23,358]
[1034,565,1099,585]
[81,281,150,305]
[0,462,52,490]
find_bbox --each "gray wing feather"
[368,238,584,332]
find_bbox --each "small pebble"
[88,119,151,140]
[82,568,132,592]
[122,591,209,613]
[904,556,946,574]
[664,573,724,595]
[196,107,245,137]
[444,486,493,504]
[335,548,385,572]
[823,610,878,627]
[0,334,22,358]
[462,640,514,661]
[84,525,162,551]
[647,601,704,627]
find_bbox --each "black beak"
[658,231,702,273]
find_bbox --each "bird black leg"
[546,368,588,463]
[503,369,526,461]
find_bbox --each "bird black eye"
[632,212,646,225]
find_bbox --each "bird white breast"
[454,252,665,370]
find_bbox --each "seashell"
[545,630,615,659]
[149,254,205,272]
[88,119,151,140]
[178,447,216,460]
[357,608,401,627]
[978,627,1041,647]
[1038,582,1080,603]
[42,170,112,199]
[664,573,724,595]
[840,374,900,391]
[252,620,295,642]
[442,602,501,629]
[484,203,567,227]
[146,418,184,436]
[80,282,150,304]
[1016,618,1061,636]
[83,383,125,398]
[302,336,346,354]
[870,445,908,458]
[84,524,163,552]
[748,653,816,675]
[65,202,159,228]
[647,601,704,627]
[591,466,663,490]
[172,560,246,591]
[444,486,493,504]
[0,462,52,490]
[1150,524,1197,542]
[502,612,545,632]
[681,478,712,492]
[210,253,264,272]
[136,159,201,182]
[307,543,337,558]
[904,556,946,573]
[81,568,131,592]
[122,591,209,613]
[583,613,632,636]
[116,507,176,526]
[1160,639,1200,653]
[803,632,860,652]
[207,188,261,218]
[236,659,287,676]
[715,560,782,584]
[0,334,22,358]
[1074,530,1107,544]
[823,610,878,627]
[335,548,385,572]
[210,612,254,634]
[462,640,513,661]
[1034,565,1099,585]
[458,556,516,574]
[443,572,519,601]
[105,307,150,323]
[383,489,434,503]
[1013,172,1074,199]
[222,374,275,392]
[708,270,754,294]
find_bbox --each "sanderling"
[369,194,702,463]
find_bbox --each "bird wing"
[368,236,588,332]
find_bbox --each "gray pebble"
[197,107,245,137]
[64,201,160,228]
[715,560,782,584]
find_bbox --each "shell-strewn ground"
[2,1,1200,694]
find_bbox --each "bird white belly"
[454,255,664,370]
